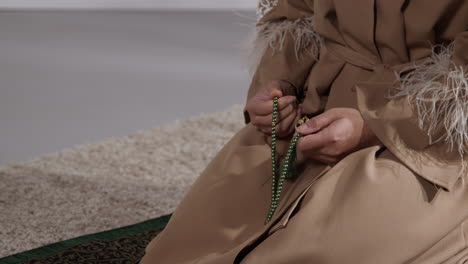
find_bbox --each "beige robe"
[140,0,468,263]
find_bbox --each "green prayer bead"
[265,96,306,225]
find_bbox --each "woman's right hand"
[245,80,302,138]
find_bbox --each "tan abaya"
[140,0,468,263]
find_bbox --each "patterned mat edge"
[0,213,172,264]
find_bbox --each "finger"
[296,109,342,134]
[277,96,298,111]
[276,105,303,139]
[257,110,297,137]
[253,96,297,116]
[278,102,297,120]
[265,80,284,98]
[251,103,296,126]
[276,109,300,137]
[296,129,333,152]
[277,105,302,137]
[265,80,298,98]
[257,121,286,135]
[287,107,303,136]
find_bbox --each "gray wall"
[0,10,256,166]
[0,0,256,10]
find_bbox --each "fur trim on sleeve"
[257,0,279,22]
[387,42,468,159]
[246,16,323,75]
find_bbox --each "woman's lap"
[240,146,468,263]
[140,124,468,263]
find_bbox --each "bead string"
[264,96,309,225]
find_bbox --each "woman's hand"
[245,80,302,138]
[294,108,384,165]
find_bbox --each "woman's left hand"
[294,107,384,165]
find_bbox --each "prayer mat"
[0,214,172,264]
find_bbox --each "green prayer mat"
[0,214,172,264]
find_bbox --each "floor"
[0,10,256,166]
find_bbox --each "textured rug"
[0,104,245,258]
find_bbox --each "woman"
[141,0,468,263]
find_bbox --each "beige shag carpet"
[0,104,245,258]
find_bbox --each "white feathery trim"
[245,16,323,76]
[257,0,279,22]
[386,42,468,165]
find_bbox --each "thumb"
[265,81,283,99]
[269,88,283,99]
[296,110,340,134]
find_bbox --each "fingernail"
[287,97,296,103]
[296,123,308,133]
